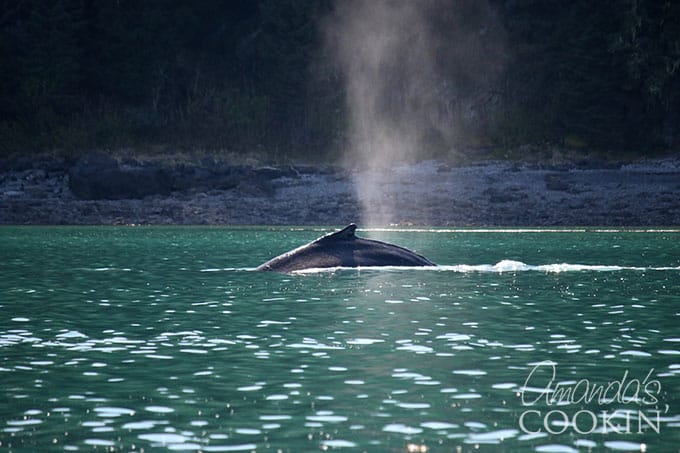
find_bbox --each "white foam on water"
[439,260,670,273]
[362,227,680,233]
[288,260,680,274]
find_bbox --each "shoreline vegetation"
[2,1,679,226]
[2,1,680,157]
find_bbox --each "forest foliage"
[1,0,679,159]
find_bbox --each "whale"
[256,224,435,272]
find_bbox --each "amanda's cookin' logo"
[518,361,666,435]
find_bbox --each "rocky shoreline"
[1,153,679,226]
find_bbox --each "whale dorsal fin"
[320,224,357,242]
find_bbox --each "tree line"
[1,0,679,159]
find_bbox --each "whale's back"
[256,224,434,272]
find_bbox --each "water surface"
[1,226,679,452]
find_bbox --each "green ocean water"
[1,226,679,452]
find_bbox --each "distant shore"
[1,152,679,226]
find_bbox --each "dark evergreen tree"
[1,0,678,156]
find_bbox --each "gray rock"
[544,173,571,191]
[236,178,276,198]
[69,153,171,200]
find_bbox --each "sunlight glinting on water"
[1,227,679,451]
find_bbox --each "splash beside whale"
[256,224,435,272]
